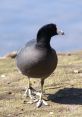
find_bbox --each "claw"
[42,99,48,106]
[36,99,48,107]
[36,100,43,108]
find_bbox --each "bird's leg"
[27,78,34,99]
[41,78,44,93]
[24,77,38,103]
[24,78,48,107]
[24,78,34,98]
[33,78,44,98]
[24,77,31,98]
[36,78,48,107]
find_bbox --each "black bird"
[16,23,64,107]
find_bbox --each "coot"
[16,23,64,107]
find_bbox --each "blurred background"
[0,0,82,56]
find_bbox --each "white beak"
[57,29,64,35]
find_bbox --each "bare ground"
[0,51,82,117]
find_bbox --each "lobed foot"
[36,99,48,107]
[24,87,48,107]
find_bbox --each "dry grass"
[0,51,82,117]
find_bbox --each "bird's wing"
[17,39,36,55]
[25,39,36,47]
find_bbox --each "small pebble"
[8,91,12,94]
[49,111,54,115]
[7,82,11,84]
[74,70,80,74]
[21,108,24,111]
[23,100,27,104]
[7,114,11,117]
[1,74,5,78]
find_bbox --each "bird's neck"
[37,36,51,48]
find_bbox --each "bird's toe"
[36,99,48,108]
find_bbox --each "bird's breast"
[16,46,58,78]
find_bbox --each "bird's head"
[37,23,64,40]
